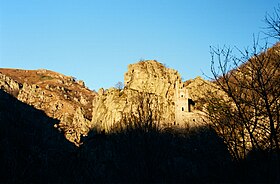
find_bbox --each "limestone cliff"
[92,60,182,132]
[124,60,180,98]
[0,69,96,145]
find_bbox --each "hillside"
[0,68,97,145]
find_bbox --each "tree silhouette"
[115,81,124,90]
[205,7,280,181]
[207,42,280,159]
[265,5,280,40]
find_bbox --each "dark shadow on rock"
[0,89,77,183]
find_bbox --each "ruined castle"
[174,80,205,128]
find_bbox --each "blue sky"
[0,0,279,90]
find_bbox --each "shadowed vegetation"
[2,88,278,183]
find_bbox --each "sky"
[0,0,279,90]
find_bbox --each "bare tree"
[265,5,280,40]
[206,40,280,162]
[204,6,280,165]
[115,81,124,90]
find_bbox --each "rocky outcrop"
[0,73,21,96]
[124,60,180,99]
[0,69,96,146]
[92,60,182,132]
[91,88,166,132]
[184,76,225,111]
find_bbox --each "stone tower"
[175,81,190,125]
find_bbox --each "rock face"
[124,60,180,98]
[91,87,168,132]
[91,60,205,132]
[0,73,21,96]
[184,76,225,111]
[0,69,96,146]
[92,60,181,132]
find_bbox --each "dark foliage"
[80,125,232,183]
[0,89,77,183]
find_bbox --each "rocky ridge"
[0,69,96,145]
